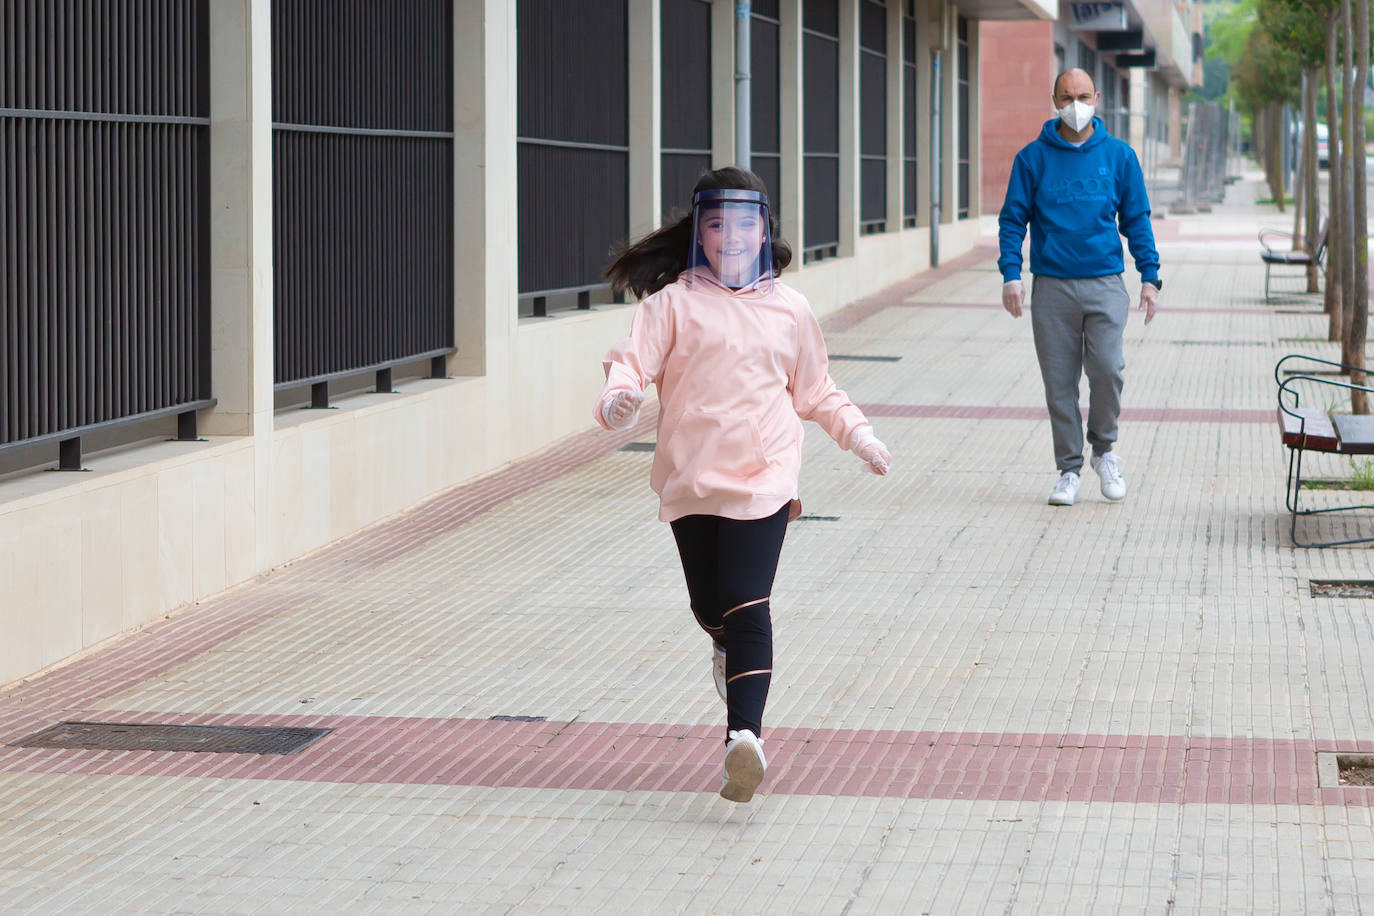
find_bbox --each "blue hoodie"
[998,117,1159,285]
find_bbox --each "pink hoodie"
[594,269,870,522]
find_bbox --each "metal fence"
[902,1,919,227]
[271,0,455,404]
[517,0,628,316]
[662,0,712,220]
[751,2,783,220]
[860,0,888,232]
[1174,100,1238,211]
[956,15,970,220]
[1,0,213,469]
[803,0,840,260]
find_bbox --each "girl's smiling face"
[697,205,767,286]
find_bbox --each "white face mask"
[1057,100,1095,133]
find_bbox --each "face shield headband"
[686,189,774,292]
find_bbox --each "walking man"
[998,68,1161,506]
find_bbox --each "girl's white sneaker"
[720,729,766,802]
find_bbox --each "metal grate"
[830,354,902,362]
[11,721,331,755]
[489,715,547,722]
[517,0,628,308]
[661,0,712,220]
[803,2,840,253]
[860,0,887,228]
[619,441,656,452]
[1,0,212,457]
[271,0,455,392]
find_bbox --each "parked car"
[1317,122,1329,168]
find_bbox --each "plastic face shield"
[687,189,773,292]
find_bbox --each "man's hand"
[1002,280,1025,318]
[1139,283,1159,324]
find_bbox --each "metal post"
[929,48,942,267]
[58,437,83,471]
[735,1,752,169]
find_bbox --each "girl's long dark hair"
[604,166,793,299]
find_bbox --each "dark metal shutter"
[1,0,212,453]
[802,0,839,257]
[271,0,455,390]
[662,0,712,221]
[860,0,887,230]
[517,0,628,315]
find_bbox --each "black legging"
[669,503,790,739]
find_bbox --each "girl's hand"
[603,390,646,430]
[850,426,891,476]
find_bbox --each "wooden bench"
[1260,220,1328,303]
[1275,354,1374,546]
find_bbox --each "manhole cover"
[829,354,902,362]
[10,722,331,755]
[1317,752,1374,787]
[1310,580,1374,598]
[619,442,655,452]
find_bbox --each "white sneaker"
[1091,452,1127,501]
[1047,471,1080,506]
[712,642,727,702]
[720,729,767,802]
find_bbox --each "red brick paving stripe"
[0,713,1350,806]
[858,404,1274,424]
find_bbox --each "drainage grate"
[1169,340,1268,347]
[489,715,547,722]
[797,514,840,522]
[619,442,655,452]
[10,721,331,755]
[1310,580,1374,598]
[830,354,901,362]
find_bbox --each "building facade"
[0,0,1052,686]
[979,0,1203,214]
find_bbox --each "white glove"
[1002,280,1025,318]
[850,426,891,476]
[601,390,645,430]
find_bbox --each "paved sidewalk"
[4,172,1374,914]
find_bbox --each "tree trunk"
[1342,0,1357,367]
[1326,13,1344,341]
[1352,0,1369,413]
[1304,68,1321,292]
[1269,99,1287,211]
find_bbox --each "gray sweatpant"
[1030,274,1128,474]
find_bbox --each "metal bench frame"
[1260,220,1328,303]
[1276,354,1374,547]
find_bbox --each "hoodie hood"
[1037,115,1110,151]
[680,264,775,299]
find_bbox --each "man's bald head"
[1053,68,1097,98]
[1052,68,1099,109]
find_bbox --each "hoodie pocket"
[658,408,771,495]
